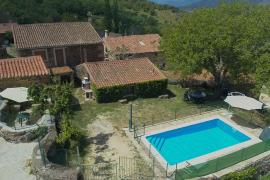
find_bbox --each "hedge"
[92,79,168,103]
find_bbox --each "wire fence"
[175,140,270,180]
[129,102,269,131]
[81,157,157,180]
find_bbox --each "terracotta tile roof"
[13,22,102,49]
[104,34,161,55]
[82,58,167,88]
[50,66,73,75]
[0,23,17,34]
[0,56,49,79]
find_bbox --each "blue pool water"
[146,119,251,165]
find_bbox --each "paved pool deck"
[124,108,265,179]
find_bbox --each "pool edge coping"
[141,114,262,173]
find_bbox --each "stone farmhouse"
[12,22,104,68]
[104,34,161,61]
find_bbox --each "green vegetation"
[222,167,257,180]
[33,126,48,139]
[162,3,270,90]
[72,85,267,130]
[93,80,168,103]
[28,83,83,149]
[56,114,83,149]
[261,173,270,180]
[256,44,270,91]
[0,0,183,34]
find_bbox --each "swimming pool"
[146,118,252,165]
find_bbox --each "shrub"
[222,167,257,180]
[56,114,83,149]
[93,79,168,103]
[33,126,48,139]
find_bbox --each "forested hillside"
[151,0,270,9]
[0,0,183,34]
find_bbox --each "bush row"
[92,80,168,103]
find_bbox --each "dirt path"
[83,118,136,164]
[0,137,36,180]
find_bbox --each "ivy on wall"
[92,79,168,103]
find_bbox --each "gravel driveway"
[0,137,37,180]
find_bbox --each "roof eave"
[16,41,103,50]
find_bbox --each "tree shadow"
[79,133,114,159]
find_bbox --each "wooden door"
[55,48,65,67]
[33,49,48,65]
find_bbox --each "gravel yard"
[0,137,36,180]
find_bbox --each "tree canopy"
[161,3,270,89]
[0,0,181,34]
[28,83,73,134]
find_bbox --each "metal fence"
[129,102,269,130]
[81,157,156,180]
[175,140,270,180]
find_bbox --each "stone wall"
[31,131,79,180]
[0,76,49,90]
[0,47,7,59]
[17,43,105,68]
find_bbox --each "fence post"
[215,157,219,172]
[76,146,81,166]
[65,150,68,166]
[175,163,178,179]
[118,157,121,178]
[166,163,168,177]
[38,137,46,168]
[42,149,47,168]
[133,125,136,138]
[174,110,177,120]
[152,157,155,177]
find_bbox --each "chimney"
[105,30,109,38]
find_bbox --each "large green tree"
[28,83,73,134]
[112,0,120,32]
[161,3,270,88]
[255,43,270,92]
[104,0,113,31]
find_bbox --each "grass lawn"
[72,85,268,131]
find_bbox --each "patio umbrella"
[0,87,29,103]
[224,95,263,111]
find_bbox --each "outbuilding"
[76,58,168,102]
[0,56,49,90]
[12,22,105,68]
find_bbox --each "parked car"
[184,89,207,103]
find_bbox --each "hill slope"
[0,0,183,35]
[150,0,270,9]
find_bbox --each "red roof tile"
[104,34,161,55]
[0,56,49,79]
[82,58,167,88]
[50,66,73,75]
[12,22,102,49]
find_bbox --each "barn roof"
[13,22,102,49]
